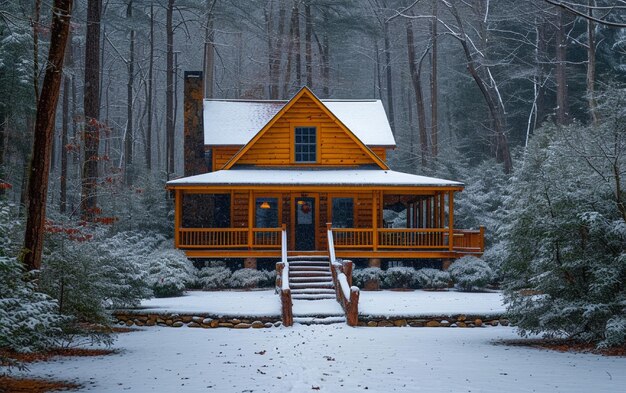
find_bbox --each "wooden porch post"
[247,190,254,249]
[439,193,445,228]
[372,190,378,251]
[174,189,182,247]
[448,191,454,252]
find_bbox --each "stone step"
[293,316,346,325]
[288,255,329,261]
[290,282,334,289]
[292,294,336,300]
[289,271,332,278]
[289,276,333,283]
[289,266,330,272]
[291,288,335,296]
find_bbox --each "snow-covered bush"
[449,256,492,292]
[0,256,66,368]
[228,268,268,289]
[259,270,277,288]
[145,249,195,297]
[196,266,232,290]
[382,267,418,289]
[352,267,384,288]
[415,268,450,290]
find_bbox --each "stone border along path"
[113,312,509,329]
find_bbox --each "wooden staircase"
[287,256,345,324]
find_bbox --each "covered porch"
[166,169,484,260]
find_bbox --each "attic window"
[294,126,317,163]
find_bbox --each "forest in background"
[0,0,625,358]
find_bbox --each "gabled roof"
[166,168,464,189]
[222,87,389,170]
[203,94,396,147]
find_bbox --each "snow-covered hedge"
[352,267,384,287]
[449,256,493,292]
[145,249,195,297]
[382,267,418,289]
[415,268,450,290]
[196,266,232,290]
[228,268,271,289]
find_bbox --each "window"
[294,126,317,163]
[255,197,279,228]
[332,198,354,228]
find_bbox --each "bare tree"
[166,0,175,176]
[22,0,74,271]
[81,0,103,220]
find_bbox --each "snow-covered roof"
[203,99,396,147]
[167,169,463,188]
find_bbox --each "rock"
[165,319,173,326]
[378,320,394,327]
[450,323,457,328]
[172,321,184,328]
[230,319,242,325]
[490,320,499,327]
[474,319,483,327]
[264,322,274,328]
[192,316,204,323]
[125,320,134,326]
[394,319,407,327]
[408,321,424,327]
[202,318,213,325]
[188,322,201,328]
[457,315,467,322]
[135,321,145,327]
[218,323,234,328]
[457,322,467,328]
[210,320,220,328]
[234,323,251,329]
[274,322,282,327]
[146,320,156,326]
[499,319,509,326]
[181,316,193,323]
[367,321,378,327]
[426,320,441,327]
[156,318,165,324]
[251,321,264,329]
[136,316,148,322]
[440,320,451,327]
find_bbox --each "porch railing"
[177,227,282,249]
[327,224,359,327]
[332,227,484,253]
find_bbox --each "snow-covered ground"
[136,289,505,317]
[23,326,626,392]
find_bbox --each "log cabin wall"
[211,146,242,170]
[232,191,249,228]
[233,95,379,167]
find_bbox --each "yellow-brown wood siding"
[211,146,242,170]
[233,95,380,167]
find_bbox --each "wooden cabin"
[166,71,484,267]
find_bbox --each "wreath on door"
[300,202,311,214]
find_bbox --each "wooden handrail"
[277,225,293,327]
[327,223,359,326]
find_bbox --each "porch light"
[297,200,305,205]
[260,201,271,209]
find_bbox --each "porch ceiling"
[166,169,464,190]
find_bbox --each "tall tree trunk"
[283,4,297,98]
[204,0,216,98]
[429,0,438,157]
[383,21,395,135]
[146,2,154,171]
[33,0,42,103]
[294,1,301,88]
[406,21,429,168]
[60,35,72,213]
[586,0,597,124]
[535,19,548,126]
[0,112,5,196]
[321,22,329,97]
[555,7,570,126]
[305,1,313,88]
[81,0,102,220]
[124,0,135,185]
[166,0,175,177]
[22,0,73,271]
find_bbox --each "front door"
[294,196,316,250]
